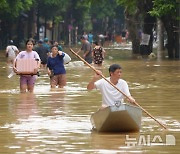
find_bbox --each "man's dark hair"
[109,64,122,75]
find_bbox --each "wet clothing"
[93,46,104,64]
[20,75,36,86]
[50,74,66,87]
[47,53,66,75]
[95,77,131,107]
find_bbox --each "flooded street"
[0,49,180,153]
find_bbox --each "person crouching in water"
[92,41,106,67]
[47,45,66,88]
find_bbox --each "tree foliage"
[116,0,138,14]
[90,0,117,19]
[38,0,69,20]
[0,0,179,59]
[0,0,33,19]
[149,0,177,17]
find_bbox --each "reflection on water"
[16,93,38,118]
[0,51,180,153]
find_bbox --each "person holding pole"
[87,64,135,108]
[70,48,167,129]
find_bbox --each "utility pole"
[177,0,180,59]
[157,19,164,59]
[75,26,78,45]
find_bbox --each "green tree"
[36,0,69,40]
[89,0,125,43]
[0,0,33,18]
[0,0,33,48]
[117,0,179,59]
[60,0,91,43]
[150,0,179,59]
[116,0,142,55]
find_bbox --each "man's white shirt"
[95,77,131,107]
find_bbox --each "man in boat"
[87,64,135,108]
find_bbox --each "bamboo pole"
[70,48,167,130]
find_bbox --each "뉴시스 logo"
[125,134,176,147]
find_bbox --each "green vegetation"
[0,0,179,59]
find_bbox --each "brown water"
[0,49,179,153]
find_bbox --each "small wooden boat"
[90,103,142,132]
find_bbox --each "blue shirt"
[88,34,93,43]
[47,53,66,75]
[43,43,50,52]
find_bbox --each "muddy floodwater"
[0,48,179,153]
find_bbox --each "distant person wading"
[77,36,92,64]
[34,40,50,68]
[92,41,106,67]
[5,40,19,65]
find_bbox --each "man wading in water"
[76,36,92,64]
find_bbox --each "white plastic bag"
[63,52,71,64]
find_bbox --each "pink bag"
[16,59,38,75]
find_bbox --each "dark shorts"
[50,74,66,87]
[85,57,92,64]
[20,75,36,86]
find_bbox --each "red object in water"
[16,59,38,75]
